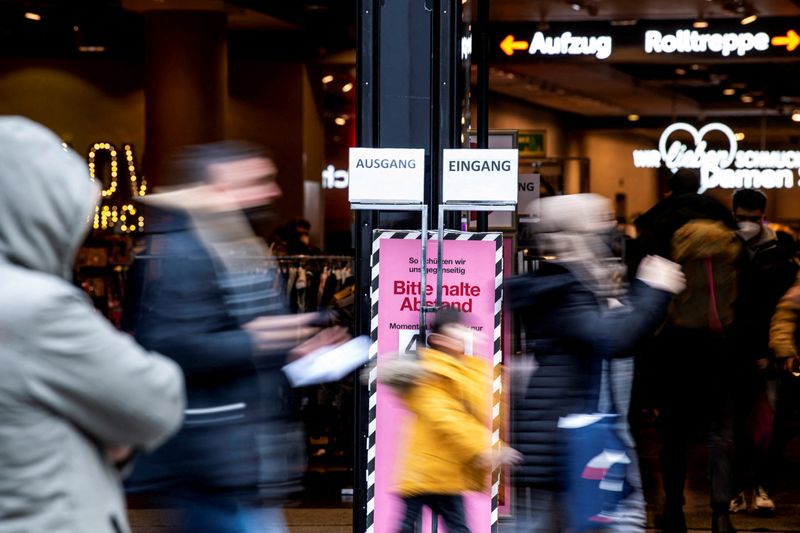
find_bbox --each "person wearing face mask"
[728,189,798,517]
[628,170,744,533]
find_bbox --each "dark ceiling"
[1,0,799,143]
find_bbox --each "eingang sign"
[633,122,800,193]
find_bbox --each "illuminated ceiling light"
[723,88,736,96]
[570,1,583,11]
[693,19,709,29]
[78,46,106,53]
[741,94,754,103]
[322,75,334,84]
[792,109,800,122]
[627,114,640,122]
[741,13,758,25]
[342,82,354,93]
[334,116,347,126]
[675,68,687,75]
[734,132,745,141]
[24,12,41,21]
[690,63,702,71]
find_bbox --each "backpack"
[669,220,741,332]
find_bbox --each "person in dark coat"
[124,142,346,533]
[729,189,798,514]
[507,194,685,533]
[630,169,737,271]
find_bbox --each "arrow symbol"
[772,29,800,52]
[500,34,529,56]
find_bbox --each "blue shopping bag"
[558,413,633,531]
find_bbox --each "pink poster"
[367,231,503,533]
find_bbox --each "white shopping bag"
[282,335,371,387]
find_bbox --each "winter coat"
[770,272,800,361]
[381,348,493,496]
[124,204,304,501]
[736,228,799,359]
[669,220,741,331]
[0,117,185,533]
[506,263,672,488]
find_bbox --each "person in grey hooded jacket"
[0,116,186,533]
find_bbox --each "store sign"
[321,164,349,189]
[500,32,613,59]
[644,29,770,57]
[461,34,473,60]
[348,147,425,204]
[632,122,800,193]
[442,149,519,203]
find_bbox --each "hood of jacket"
[672,219,741,263]
[0,117,99,279]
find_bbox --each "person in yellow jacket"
[378,309,520,533]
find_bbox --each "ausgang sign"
[632,122,800,193]
[348,147,425,204]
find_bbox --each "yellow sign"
[500,35,529,56]
[771,30,800,52]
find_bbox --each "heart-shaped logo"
[658,122,738,172]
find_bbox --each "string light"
[88,142,147,232]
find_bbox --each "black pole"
[476,0,489,232]
[354,2,378,532]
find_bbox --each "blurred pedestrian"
[271,218,320,256]
[771,272,800,374]
[0,116,185,533]
[378,308,520,533]
[507,194,685,533]
[729,189,798,515]
[631,169,738,267]
[124,141,347,533]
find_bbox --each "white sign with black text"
[442,148,519,204]
[348,147,425,204]
[517,173,541,220]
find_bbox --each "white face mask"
[737,221,762,242]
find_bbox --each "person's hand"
[106,445,133,465]
[781,356,800,374]
[244,312,321,353]
[474,446,522,470]
[288,326,351,362]
[636,255,686,295]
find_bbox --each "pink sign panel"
[367,231,503,533]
